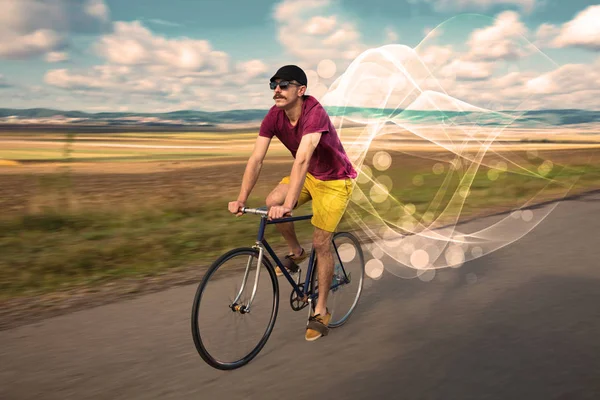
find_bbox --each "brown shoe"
[305,310,331,341]
[275,248,307,276]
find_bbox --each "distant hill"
[0,108,270,124]
[1,107,600,127]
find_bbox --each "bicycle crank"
[289,284,309,311]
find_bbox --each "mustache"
[273,95,286,100]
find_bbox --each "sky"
[0,0,599,112]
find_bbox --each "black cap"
[270,65,307,86]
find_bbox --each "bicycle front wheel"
[191,247,279,370]
[312,232,365,328]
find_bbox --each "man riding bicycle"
[228,65,357,341]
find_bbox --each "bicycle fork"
[230,243,264,314]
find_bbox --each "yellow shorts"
[280,173,354,233]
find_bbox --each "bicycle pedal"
[287,263,300,273]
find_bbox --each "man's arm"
[229,136,271,215]
[268,132,321,219]
[284,132,321,208]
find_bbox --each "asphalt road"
[2,192,600,400]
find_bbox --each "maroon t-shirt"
[259,95,357,181]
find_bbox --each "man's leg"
[312,227,334,317]
[265,183,302,256]
[305,177,353,341]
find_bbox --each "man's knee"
[265,194,280,208]
[312,229,333,253]
[266,184,287,208]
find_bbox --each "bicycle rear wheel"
[312,232,365,328]
[191,247,279,370]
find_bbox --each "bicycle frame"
[239,208,349,313]
[259,213,315,300]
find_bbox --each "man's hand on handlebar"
[228,200,245,217]
[268,205,292,220]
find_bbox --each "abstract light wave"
[319,14,594,281]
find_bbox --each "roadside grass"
[1,151,599,299]
[0,196,316,299]
[1,129,599,299]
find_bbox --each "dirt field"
[1,142,599,215]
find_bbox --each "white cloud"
[409,0,538,14]
[410,10,600,110]
[322,25,360,46]
[0,29,63,59]
[44,64,213,104]
[45,51,69,63]
[84,0,109,22]
[45,65,186,96]
[0,0,110,59]
[536,89,600,110]
[44,21,279,111]
[416,13,530,91]
[492,70,534,89]
[274,0,328,20]
[442,60,494,81]
[45,66,133,91]
[28,1,600,112]
[466,11,529,61]
[532,6,600,51]
[525,63,600,96]
[552,5,600,51]
[409,32,600,111]
[1,0,109,34]
[419,45,453,66]
[440,61,600,110]
[534,23,560,47]
[273,0,365,68]
[525,74,559,95]
[236,59,269,79]
[96,21,228,74]
[304,16,337,35]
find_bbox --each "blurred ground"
[1,192,600,399]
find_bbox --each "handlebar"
[241,207,269,216]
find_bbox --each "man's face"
[271,79,305,108]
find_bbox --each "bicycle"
[191,206,365,370]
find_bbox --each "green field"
[1,130,600,299]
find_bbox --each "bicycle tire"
[191,247,279,370]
